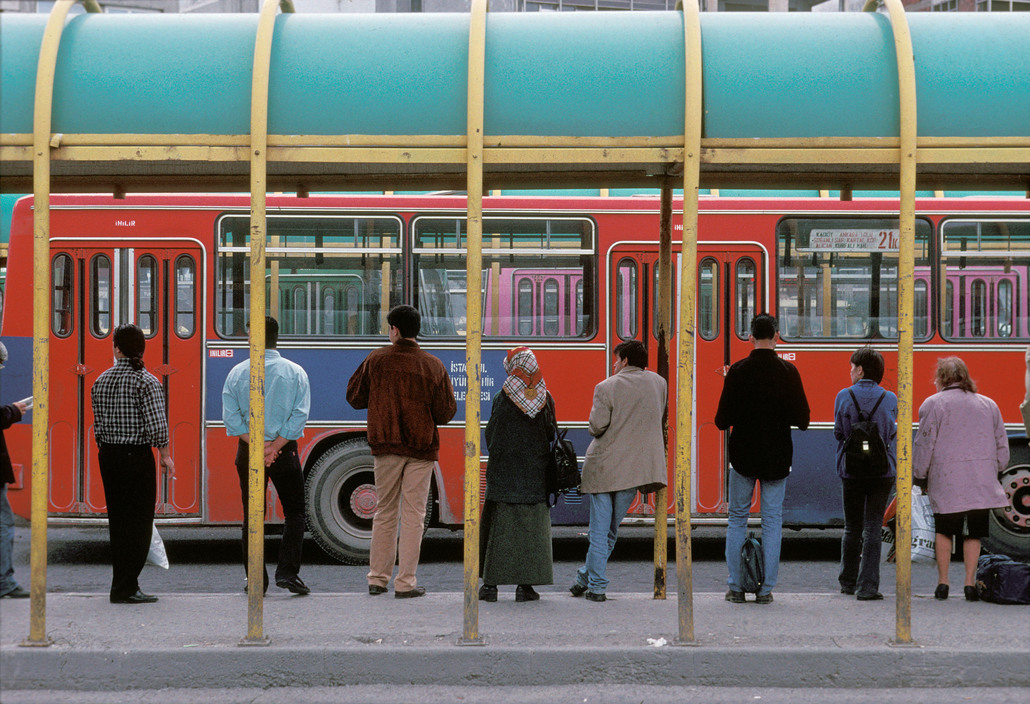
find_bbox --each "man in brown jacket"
[570,340,667,602]
[346,305,456,599]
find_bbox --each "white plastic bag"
[881,485,937,565]
[146,524,169,569]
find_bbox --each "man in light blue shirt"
[222,317,311,596]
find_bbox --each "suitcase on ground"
[975,554,1030,605]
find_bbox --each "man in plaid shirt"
[91,324,173,604]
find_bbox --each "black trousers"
[235,440,305,583]
[98,443,157,600]
[839,477,893,596]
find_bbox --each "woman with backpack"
[833,347,897,601]
[913,357,1009,602]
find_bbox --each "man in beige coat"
[570,340,667,602]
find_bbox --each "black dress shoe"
[725,590,745,603]
[856,592,884,601]
[1,586,30,599]
[585,591,606,602]
[515,585,539,602]
[964,586,980,602]
[934,584,949,600]
[111,590,158,604]
[478,584,497,602]
[569,583,588,597]
[755,593,774,605]
[395,587,426,599]
[840,586,856,595]
[276,576,310,595]
[368,585,388,596]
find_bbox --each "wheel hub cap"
[349,483,378,520]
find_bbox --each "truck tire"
[983,443,1030,562]
[304,439,434,565]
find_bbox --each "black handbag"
[544,404,580,504]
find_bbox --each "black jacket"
[484,390,553,504]
[1,404,23,486]
[714,348,810,480]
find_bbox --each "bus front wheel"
[983,445,1030,562]
[304,439,434,565]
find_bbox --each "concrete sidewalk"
[1,590,1027,691]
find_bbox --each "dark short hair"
[614,340,647,369]
[265,316,279,349]
[750,313,778,341]
[850,347,884,384]
[113,323,146,371]
[387,305,421,339]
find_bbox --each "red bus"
[2,192,1028,562]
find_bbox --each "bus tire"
[304,439,434,565]
[983,443,1030,562]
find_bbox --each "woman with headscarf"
[479,347,554,602]
[913,357,1009,602]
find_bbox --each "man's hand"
[12,401,27,415]
[159,447,175,477]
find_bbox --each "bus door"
[48,241,203,518]
[695,244,766,517]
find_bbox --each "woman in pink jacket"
[913,357,1009,602]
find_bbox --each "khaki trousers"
[367,454,434,592]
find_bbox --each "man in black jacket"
[715,314,810,604]
[0,343,29,599]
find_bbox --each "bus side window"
[51,253,74,338]
[616,258,637,341]
[997,279,1013,338]
[736,257,756,340]
[698,258,719,341]
[174,255,195,339]
[136,255,158,337]
[90,254,112,338]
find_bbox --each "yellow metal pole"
[24,0,99,648]
[241,0,291,647]
[460,0,487,647]
[653,184,673,600]
[877,0,917,647]
[674,0,702,646]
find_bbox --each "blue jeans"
[575,488,637,595]
[725,470,786,596]
[1,484,23,596]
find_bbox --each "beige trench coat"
[579,366,668,494]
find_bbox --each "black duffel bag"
[975,553,1030,605]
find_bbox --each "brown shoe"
[368,585,388,596]
[395,587,426,599]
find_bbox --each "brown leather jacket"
[346,340,456,461]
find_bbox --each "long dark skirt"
[479,500,553,586]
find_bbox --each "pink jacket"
[913,387,1009,515]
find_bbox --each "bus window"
[651,264,675,339]
[90,254,112,338]
[616,258,637,340]
[776,217,932,340]
[413,216,595,338]
[51,253,74,338]
[914,278,929,339]
[174,255,195,338]
[998,279,1013,338]
[736,257,756,340]
[698,258,719,341]
[216,215,403,338]
[940,218,1030,341]
[136,255,158,337]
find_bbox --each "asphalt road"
[9,522,947,597]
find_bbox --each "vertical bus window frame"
[136,254,159,338]
[775,216,933,341]
[215,213,404,339]
[90,253,112,338]
[698,257,719,341]
[735,257,757,341]
[51,253,74,338]
[651,264,676,340]
[411,215,597,339]
[615,258,638,341]
[939,217,1030,342]
[173,254,196,339]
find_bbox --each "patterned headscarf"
[501,347,548,418]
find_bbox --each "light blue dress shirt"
[222,350,310,441]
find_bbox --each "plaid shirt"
[91,359,169,448]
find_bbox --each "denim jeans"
[725,469,786,596]
[1,484,21,596]
[575,488,637,595]
[839,477,893,596]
